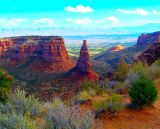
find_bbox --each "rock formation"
[137,43,160,65]
[0,36,75,73]
[69,40,98,80]
[76,40,92,73]
[137,31,160,46]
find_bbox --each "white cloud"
[33,18,55,27]
[117,8,149,16]
[0,18,28,28]
[66,16,120,26]
[66,18,92,25]
[106,16,119,24]
[65,5,93,13]
[152,10,160,15]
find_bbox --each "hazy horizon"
[0,0,160,37]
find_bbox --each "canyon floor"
[80,81,160,129]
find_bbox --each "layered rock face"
[137,43,160,65]
[0,36,75,73]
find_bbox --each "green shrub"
[0,69,14,104]
[148,64,160,81]
[93,94,123,115]
[107,94,123,112]
[93,98,108,114]
[80,80,100,92]
[132,62,148,74]
[77,90,91,102]
[129,78,158,107]
[115,60,130,81]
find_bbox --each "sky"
[1,0,160,36]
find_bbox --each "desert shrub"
[93,97,108,114]
[0,113,37,129]
[77,90,91,102]
[80,80,100,92]
[0,89,41,116]
[148,64,160,81]
[44,98,94,129]
[132,62,148,75]
[0,89,42,129]
[0,68,14,104]
[107,94,123,112]
[115,60,130,81]
[129,78,158,108]
[112,82,127,93]
[93,94,123,115]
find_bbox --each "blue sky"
[1,0,160,36]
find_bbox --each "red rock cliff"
[0,36,75,73]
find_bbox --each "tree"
[0,68,14,104]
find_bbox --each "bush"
[93,94,123,115]
[107,94,123,112]
[129,78,158,108]
[0,69,14,104]
[115,60,130,81]
[44,98,94,129]
[148,64,160,81]
[80,80,100,92]
[93,97,108,114]
[0,89,42,129]
[0,89,41,116]
[0,113,38,129]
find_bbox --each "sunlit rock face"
[107,45,125,52]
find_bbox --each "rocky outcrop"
[70,40,98,80]
[137,43,160,65]
[76,40,92,73]
[0,36,75,73]
[137,31,160,46]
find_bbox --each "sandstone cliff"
[0,36,75,73]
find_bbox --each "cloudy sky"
[1,0,160,36]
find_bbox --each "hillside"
[94,31,160,68]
